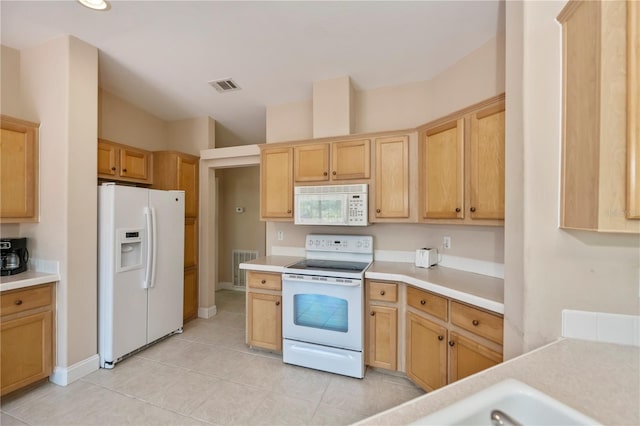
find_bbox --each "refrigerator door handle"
[149,207,158,288]
[144,207,154,289]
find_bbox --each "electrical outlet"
[277,231,284,241]
[443,236,451,250]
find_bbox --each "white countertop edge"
[0,272,60,292]
[365,271,504,314]
[239,263,285,273]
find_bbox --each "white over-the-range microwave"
[294,184,368,226]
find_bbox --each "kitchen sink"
[410,379,601,425]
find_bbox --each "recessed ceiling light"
[77,0,110,11]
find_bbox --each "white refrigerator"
[98,183,185,368]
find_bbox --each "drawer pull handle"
[370,311,375,316]
[379,290,385,296]
[287,210,291,214]
[14,299,23,306]
[438,335,444,341]
[111,167,116,171]
[455,207,461,213]
[470,207,476,212]
[472,320,479,326]
[261,279,266,284]
[332,171,337,176]
[420,299,426,305]
[275,301,280,306]
[448,340,455,347]
[123,168,128,173]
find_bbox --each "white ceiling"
[1,1,505,145]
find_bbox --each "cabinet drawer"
[247,272,282,291]
[451,301,503,345]
[1,285,52,317]
[407,287,447,321]
[368,281,398,302]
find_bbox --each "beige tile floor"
[1,290,424,426]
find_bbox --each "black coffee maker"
[1,238,29,276]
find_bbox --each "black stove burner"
[286,259,369,274]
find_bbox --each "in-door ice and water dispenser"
[116,229,144,272]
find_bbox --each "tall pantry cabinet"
[153,151,200,321]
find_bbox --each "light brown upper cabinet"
[558,0,639,233]
[469,102,505,220]
[294,139,370,183]
[420,119,465,220]
[418,95,505,226]
[153,151,199,218]
[98,139,153,185]
[628,0,639,219]
[260,145,293,220]
[373,135,410,220]
[0,115,39,223]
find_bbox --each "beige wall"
[18,36,99,369]
[504,0,640,357]
[167,116,215,155]
[313,76,354,138]
[215,166,265,287]
[98,88,168,151]
[1,45,21,118]
[266,100,313,143]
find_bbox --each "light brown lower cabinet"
[1,283,54,396]
[246,271,282,353]
[183,267,198,322]
[448,331,502,382]
[367,305,398,370]
[406,311,447,391]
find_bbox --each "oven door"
[282,274,363,351]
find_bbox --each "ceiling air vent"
[208,78,241,93]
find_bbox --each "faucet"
[490,409,523,426]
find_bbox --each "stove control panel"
[305,234,373,254]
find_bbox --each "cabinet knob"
[323,172,328,176]
[287,210,291,214]
[332,171,337,175]
[370,311,375,316]
[376,209,381,213]
[275,301,280,306]
[470,207,476,212]
[472,319,479,326]
[122,168,128,173]
[438,335,444,341]
[111,167,116,171]
[448,340,455,347]
[261,279,266,284]
[14,299,23,306]
[420,299,426,305]
[379,290,385,296]
[455,207,461,213]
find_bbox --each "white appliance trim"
[50,354,100,386]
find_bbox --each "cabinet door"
[247,292,282,352]
[183,267,198,322]
[177,155,199,218]
[421,119,464,219]
[1,310,52,396]
[367,305,397,370]
[470,103,505,220]
[405,312,447,392]
[260,147,293,219]
[120,146,150,181]
[294,143,329,182]
[332,139,370,180]
[97,141,118,177]
[0,116,38,222]
[375,136,409,218]
[184,218,198,269]
[448,332,502,383]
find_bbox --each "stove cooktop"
[285,259,370,275]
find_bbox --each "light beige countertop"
[0,270,60,292]
[356,338,640,426]
[366,262,503,314]
[239,255,303,273]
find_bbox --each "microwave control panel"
[347,194,368,226]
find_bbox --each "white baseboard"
[198,304,217,319]
[50,354,100,386]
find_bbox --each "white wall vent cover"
[232,249,258,288]
[209,78,241,93]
